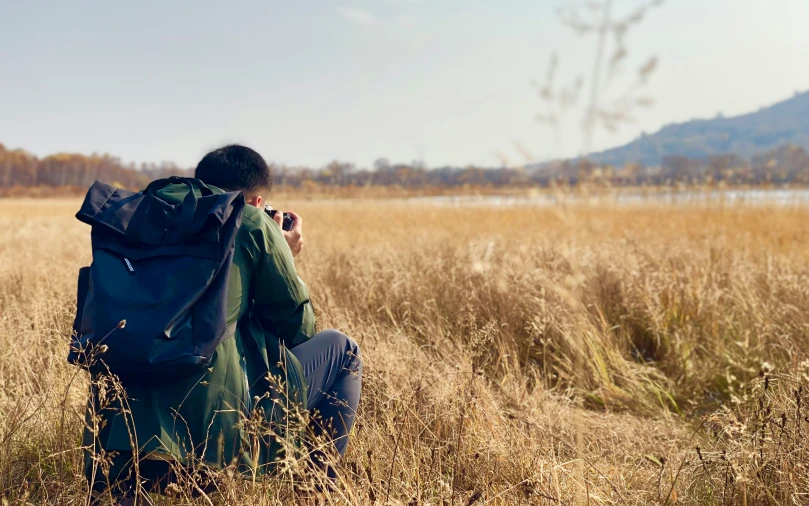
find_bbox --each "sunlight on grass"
[0,196,808,504]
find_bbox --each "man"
[87,145,362,503]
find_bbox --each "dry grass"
[1,196,808,504]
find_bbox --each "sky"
[1,0,809,169]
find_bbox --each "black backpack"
[69,177,246,384]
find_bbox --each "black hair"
[194,144,272,193]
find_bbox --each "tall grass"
[1,197,808,504]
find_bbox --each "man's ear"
[245,195,264,208]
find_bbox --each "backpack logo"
[123,257,135,274]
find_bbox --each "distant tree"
[373,158,391,172]
[752,145,809,184]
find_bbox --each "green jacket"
[84,183,315,475]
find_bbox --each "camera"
[264,206,294,231]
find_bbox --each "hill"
[588,90,809,167]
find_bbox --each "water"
[406,188,809,208]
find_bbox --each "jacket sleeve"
[249,213,315,349]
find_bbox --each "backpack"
[68,177,246,384]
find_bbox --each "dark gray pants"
[290,329,362,457]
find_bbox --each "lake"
[406,188,809,208]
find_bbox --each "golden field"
[1,196,809,505]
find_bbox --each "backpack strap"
[126,177,214,244]
[72,266,91,335]
[144,177,214,197]
[222,320,238,341]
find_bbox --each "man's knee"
[318,329,361,369]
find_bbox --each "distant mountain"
[587,90,809,167]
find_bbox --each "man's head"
[194,144,271,208]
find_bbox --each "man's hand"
[272,210,304,257]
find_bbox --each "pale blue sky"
[1,0,808,168]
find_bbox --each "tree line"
[3,141,809,194]
[0,143,190,190]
